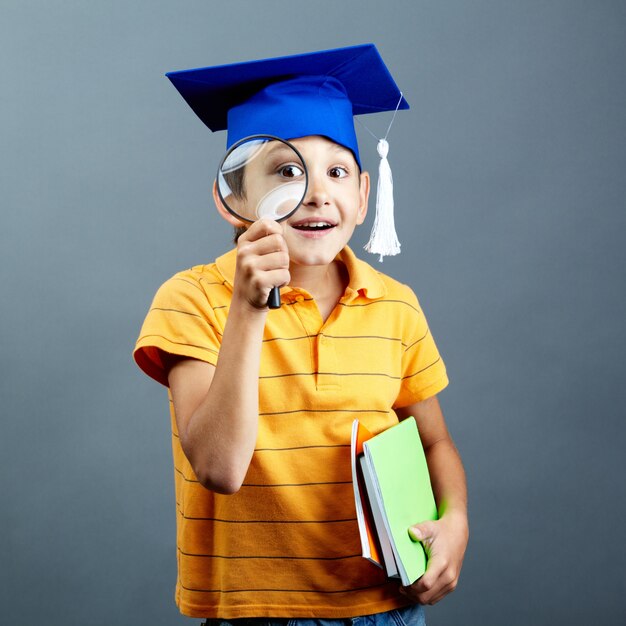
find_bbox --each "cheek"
[340,185,365,221]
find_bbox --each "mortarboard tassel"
[364,138,401,262]
[362,93,404,262]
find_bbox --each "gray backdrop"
[2,1,625,624]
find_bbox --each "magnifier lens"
[218,136,308,224]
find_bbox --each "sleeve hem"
[133,337,219,387]
[393,373,449,409]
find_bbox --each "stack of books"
[351,416,438,586]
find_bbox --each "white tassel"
[364,138,401,262]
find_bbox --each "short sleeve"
[133,272,224,387]
[393,287,449,408]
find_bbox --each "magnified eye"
[279,164,304,178]
[328,166,348,179]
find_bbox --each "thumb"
[408,521,436,543]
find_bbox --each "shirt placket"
[288,290,340,391]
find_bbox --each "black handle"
[267,286,281,309]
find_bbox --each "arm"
[395,397,469,605]
[168,219,290,494]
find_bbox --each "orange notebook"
[350,420,383,567]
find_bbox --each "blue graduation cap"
[166,43,408,169]
[166,44,408,259]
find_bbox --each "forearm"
[425,437,468,523]
[174,220,290,493]
[185,303,267,493]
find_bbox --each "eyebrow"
[329,143,351,154]
[326,143,357,165]
[264,142,297,158]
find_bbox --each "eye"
[328,166,349,179]
[278,164,304,178]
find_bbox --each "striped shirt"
[133,245,448,619]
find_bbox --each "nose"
[302,170,330,208]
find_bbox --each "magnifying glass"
[216,135,309,309]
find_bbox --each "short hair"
[233,225,247,243]
[221,166,248,243]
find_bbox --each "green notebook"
[360,416,438,586]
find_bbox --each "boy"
[134,44,468,624]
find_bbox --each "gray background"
[1,1,625,624]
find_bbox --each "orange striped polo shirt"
[133,245,448,619]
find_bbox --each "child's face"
[280,135,369,269]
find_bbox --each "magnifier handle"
[267,286,281,309]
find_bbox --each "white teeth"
[300,222,331,227]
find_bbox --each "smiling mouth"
[292,221,335,231]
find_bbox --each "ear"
[212,180,247,227]
[356,171,370,225]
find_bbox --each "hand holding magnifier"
[216,135,308,308]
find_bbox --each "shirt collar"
[337,245,387,301]
[215,245,387,302]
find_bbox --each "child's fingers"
[409,558,445,595]
[239,219,284,244]
[261,268,291,290]
[236,240,290,277]
[401,554,458,605]
[239,234,288,260]
[239,250,290,274]
[238,266,290,309]
[233,219,291,308]
[427,579,458,605]
[237,221,288,266]
[408,521,436,547]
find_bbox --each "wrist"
[439,508,469,537]
[439,505,468,523]
[230,291,271,319]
